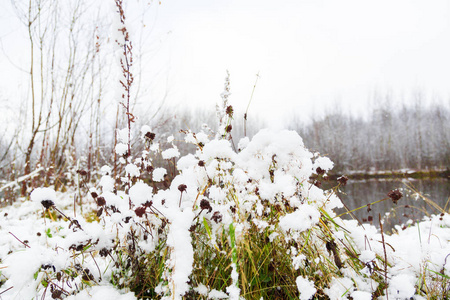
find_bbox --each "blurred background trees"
[291,98,450,173]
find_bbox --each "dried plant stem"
[9,231,31,248]
[379,214,389,300]
[334,197,390,219]
[0,286,13,296]
[244,72,259,137]
[115,0,134,207]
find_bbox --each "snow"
[125,163,140,178]
[279,204,321,233]
[296,276,317,300]
[99,174,115,193]
[164,207,195,299]
[359,250,376,263]
[115,143,128,156]
[153,167,167,182]
[117,128,131,144]
[193,284,209,296]
[129,181,152,206]
[30,187,57,203]
[313,156,334,172]
[201,139,236,161]
[237,136,249,150]
[387,274,416,299]
[208,289,229,299]
[162,146,180,159]
[2,246,49,297]
[350,291,373,300]
[100,165,112,175]
[65,285,136,299]
[324,277,354,299]
[140,125,152,136]
[196,131,209,145]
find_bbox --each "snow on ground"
[0,128,449,299]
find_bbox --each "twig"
[90,252,102,281]
[244,72,260,137]
[52,207,83,231]
[0,286,13,296]
[334,197,390,219]
[9,232,31,248]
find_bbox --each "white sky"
[148,0,450,126]
[1,0,450,128]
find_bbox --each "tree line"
[290,100,450,173]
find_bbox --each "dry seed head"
[316,167,325,176]
[145,131,156,141]
[41,200,54,210]
[337,175,349,186]
[96,196,106,206]
[178,184,187,193]
[200,199,212,212]
[226,105,234,117]
[211,211,223,223]
[388,189,402,204]
[135,206,146,217]
[76,170,88,176]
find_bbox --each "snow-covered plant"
[2,123,450,299]
[215,70,233,140]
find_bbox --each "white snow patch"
[153,168,167,182]
[208,289,229,299]
[30,187,56,203]
[129,182,152,206]
[117,128,131,144]
[296,276,317,300]
[162,147,180,159]
[313,156,334,172]
[100,165,112,175]
[388,274,416,299]
[350,291,372,300]
[324,277,354,299]
[115,143,128,156]
[359,250,376,263]
[194,284,209,296]
[125,163,140,178]
[65,285,136,299]
[279,204,320,233]
[237,136,249,151]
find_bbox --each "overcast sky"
[148,0,450,126]
[1,0,450,128]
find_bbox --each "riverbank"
[328,168,450,181]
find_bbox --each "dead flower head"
[388,189,403,204]
[41,200,54,210]
[337,175,349,186]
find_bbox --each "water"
[331,178,450,232]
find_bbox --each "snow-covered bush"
[2,122,450,299]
